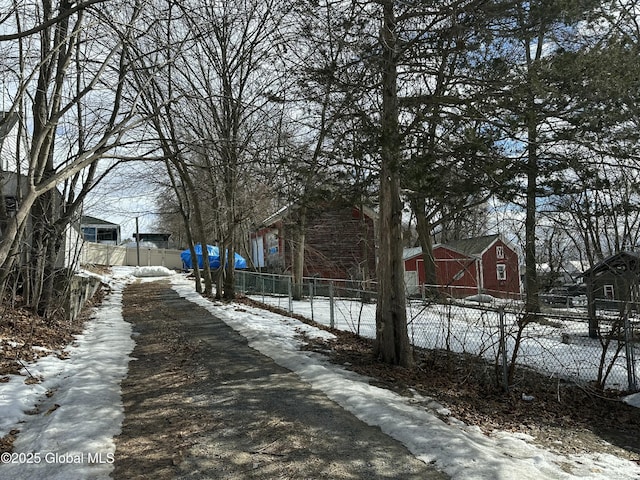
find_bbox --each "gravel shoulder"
[113,280,447,480]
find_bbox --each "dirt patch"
[0,286,106,376]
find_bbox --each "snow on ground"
[249,293,638,390]
[0,269,136,480]
[0,267,638,480]
[171,275,640,480]
[131,266,175,278]
[624,393,640,408]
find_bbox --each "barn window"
[496,245,504,259]
[4,196,17,216]
[496,264,507,281]
[604,284,614,299]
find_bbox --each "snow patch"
[170,275,640,480]
[0,279,135,480]
[623,392,640,408]
[132,266,175,277]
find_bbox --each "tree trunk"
[374,0,412,368]
[221,198,237,300]
[291,207,307,301]
[0,186,38,277]
[189,188,213,296]
[217,242,226,300]
[165,160,203,293]
[524,101,540,314]
[411,196,438,298]
[38,197,66,317]
[0,215,28,299]
[223,238,237,301]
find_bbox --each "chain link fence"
[235,271,639,393]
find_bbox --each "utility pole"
[135,216,140,267]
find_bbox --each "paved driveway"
[112,281,447,479]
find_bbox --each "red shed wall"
[404,256,425,284]
[433,246,479,297]
[481,239,520,297]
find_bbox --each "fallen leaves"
[299,327,640,462]
[0,429,19,455]
[45,404,60,415]
[0,287,104,377]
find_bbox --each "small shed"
[404,234,521,299]
[80,216,121,245]
[582,251,640,338]
[583,251,640,311]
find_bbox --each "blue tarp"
[181,244,247,269]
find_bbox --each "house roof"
[81,215,119,227]
[437,234,500,257]
[566,260,590,273]
[582,251,640,277]
[403,234,504,261]
[403,246,423,261]
[261,204,290,227]
[134,233,171,241]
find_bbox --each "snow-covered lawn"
[0,267,638,480]
[250,293,639,390]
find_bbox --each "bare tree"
[0,0,149,313]
[121,0,218,295]
[172,0,290,299]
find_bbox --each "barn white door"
[404,270,419,296]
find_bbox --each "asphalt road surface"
[112,280,448,480]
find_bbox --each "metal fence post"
[309,280,315,323]
[357,287,362,337]
[624,305,638,392]
[288,276,293,313]
[329,281,335,329]
[498,306,509,393]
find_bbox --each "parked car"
[540,284,586,307]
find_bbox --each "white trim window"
[603,284,614,299]
[496,263,507,281]
[496,245,505,259]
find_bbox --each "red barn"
[404,234,521,299]
[250,202,376,281]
